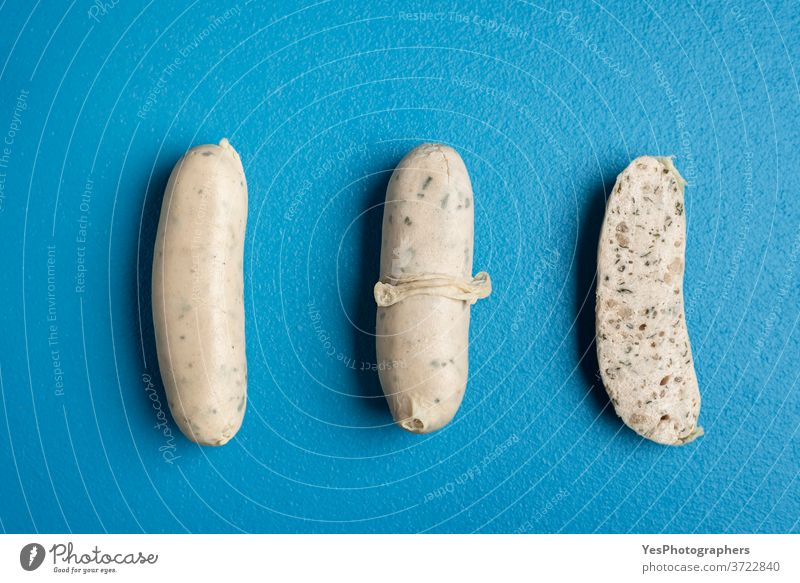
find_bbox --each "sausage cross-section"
[152,138,248,446]
[374,144,491,433]
[596,156,702,445]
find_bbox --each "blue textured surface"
[0,0,798,534]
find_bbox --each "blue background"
[0,0,798,534]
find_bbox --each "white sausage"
[596,156,702,445]
[152,138,248,446]
[375,144,491,433]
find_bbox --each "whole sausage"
[375,144,491,433]
[152,138,248,446]
[596,156,702,445]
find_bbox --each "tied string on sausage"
[374,272,492,307]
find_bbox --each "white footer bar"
[1,534,797,582]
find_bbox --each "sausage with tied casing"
[152,138,248,446]
[596,156,702,445]
[375,144,491,433]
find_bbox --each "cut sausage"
[596,156,702,445]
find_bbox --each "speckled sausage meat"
[596,156,702,445]
[375,143,491,433]
[152,138,248,446]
